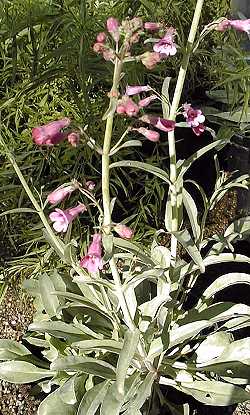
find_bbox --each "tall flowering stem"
[167,0,204,264]
[101,57,136,332]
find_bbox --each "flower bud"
[144,22,161,31]
[114,224,134,239]
[67,132,80,147]
[96,32,107,43]
[133,127,160,142]
[125,85,151,96]
[47,184,76,205]
[107,17,120,42]
[138,95,158,108]
[86,180,95,191]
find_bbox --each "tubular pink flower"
[116,97,139,117]
[114,224,134,239]
[86,180,96,191]
[49,203,86,232]
[47,185,76,205]
[80,234,103,273]
[140,52,162,70]
[96,32,107,43]
[133,127,160,142]
[144,22,161,31]
[138,94,158,108]
[228,19,250,33]
[153,27,177,56]
[125,85,151,96]
[32,118,71,146]
[106,17,120,42]
[67,132,80,147]
[216,18,250,34]
[140,114,175,132]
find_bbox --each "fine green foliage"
[1,1,250,414]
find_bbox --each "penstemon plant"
[1,2,250,414]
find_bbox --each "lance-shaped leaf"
[0,361,53,384]
[38,385,77,415]
[51,356,116,380]
[177,380,250,406]
[161,77,171,118]
[123,372,157,414]
[78,381,109,415]
[172,229,205,273]
[195,332,233,364]
[0,339,31,360]
[182,188,200,242]
[110,160,170,184]
[38,273,60,318]
[72,339,123,354]
[224,216,250,239]
[100,382,124,415]
[116,329,140,395]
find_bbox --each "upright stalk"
[167,0,204,263]
[101,57,136,332]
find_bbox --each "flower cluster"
[93,16,177,69]
[32,118,80,147]
[182,103,205,136]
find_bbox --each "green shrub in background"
[1,2,250,414]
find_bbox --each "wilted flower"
[125,85,151,96]
[144,22,161,31]
[107,17,120,42]
[153,27,177,56]
[116,97,140,117]
[139,51,162,70]
[140,114,175,132]
[32,118,71,146]
[138,94,158,108]
[67,132,80,147]
[216,18,250,34]
[86,180,96,191]
[49,203,86,232]
[114,224,134,239]
[80,233,103,272]
[183,103,205,136]
[47,184,76,205]
[133,127,160,142]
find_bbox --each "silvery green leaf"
[197,273,250,306]
[110,160,170,184]
[0,361,53,384]
[123,372,157,414]
[38,386,76,415]
[39,273,60,318]
[124,286,137,319]
[59,376,78,405]
[161,77,171,119]
[169,320,211,348]
[29,321,87,343]
[182,188,200,242]
[0,339,31,360]
[177,380,250,405]
[172,229,205,273]
[51,356,116,380]
[113,237,154,265]
[195,332,233,364]
[151,245,171,268]
[77,381,109,415]
[116,329,140,395]
[100,382,123,415]
[0,207,36,216]
[178,139,230,180]
[225,216,250,238]
[72,339,123,354]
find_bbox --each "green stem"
[167,0,204,262]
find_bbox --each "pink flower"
[86,180,95,191]
[183,103,205,136]
[32,118,71,146]
[153,27,177,56]
[93,42,105,53]
[107,17,120,42]
[49,203,86,232]
[102,49,115,61]
[216,18,250,34]
[133,127,160,142]
[140,114,175,132]
[116,97,139,117]
[80,234,103,273]
[47,185,76,205]
[67,132,80,147]
[138,95,158,108]
[114,224,134,239]
[144,22,161,31]
[96,32,107,43]
[125,85,151,96]
[140,52,162,70]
